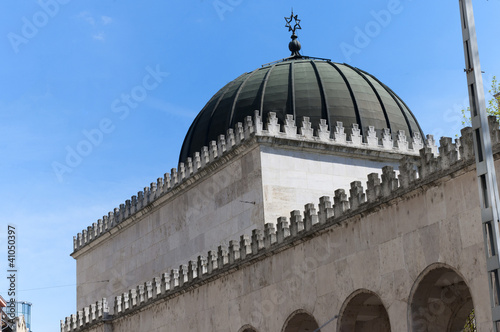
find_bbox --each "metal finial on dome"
[284,9,302,57]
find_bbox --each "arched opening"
[282,310,321,332]
[338,290,391,332]
[238,325,258,332]
[409,264,475,332]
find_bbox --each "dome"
[179,58,423,163]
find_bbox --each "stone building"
[61,22,494,332]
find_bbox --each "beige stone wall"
[259,145,401,223]
[73,157,493,331]
[74,139,407,311]
[75,145,265,310]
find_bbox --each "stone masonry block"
[163,173,172,191]
[235,122,244,144]
[382,128,393,149]
[438,137,458,169]
[318,196,334,224]
[284,114,297,137]
[201,146,210,168]
[178,162,186,182]
[367,126,378,147]
[318,119,330,142]
[217,245,229,268]
[290,210,304,236]
[209,141,218,161]
[264,223,277,248]
[412,132,424,152]
[398,156,417,189]
[349,181,365,210]
[137,284,145,303]
[418,147,439,179]
[426,134,438,156]
[115,295,122,314]
[239,235,252,260]
[300,116,313,139]
[188,260,198,281]
[197,255,208,277]
[334,122,346,144]
[207,251,218,274]
[397,130,408,151]
[267,112,280,135]
[162,272,171,293]
[304,203,319,231]
[489,115,500,144]
[146,281,153,300]
[366,173,381,203]
[123,292,130,311]
[153,276,162,297]
[170,269,179,289]
[351,124,362,146]
[381,166,399,197]
[227,128,236,150]
[277,217,290,243]
[245,112,256,137]
[218,134,226,156]
[129,289,137,307]
[228,240,240,264]
[251,229,264,254]
[194,152,202,171]
[334,189,349,217]
[178,265,188,287]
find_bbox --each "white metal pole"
[459,0,500,329]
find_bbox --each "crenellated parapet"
[72,111,435,254]
[60,298,109,332]
[63,117,500,331]
[256,112,427,154]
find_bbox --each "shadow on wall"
[281,310,320,332]
[409,263,474,332]
[338,289,390,331]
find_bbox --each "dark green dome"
[179,58,423,163]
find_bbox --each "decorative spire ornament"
[285,9,302,57]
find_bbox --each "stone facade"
[73,143,264,310]
[72,112,429,311]
[62,114,494,331]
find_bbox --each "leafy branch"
[461,76,500,126]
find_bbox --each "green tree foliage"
[463,309,476,332]
[461,76,500,126]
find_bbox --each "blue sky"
[1,0,499,331]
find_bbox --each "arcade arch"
[238,325,258,332]
[409,264,474,332]
[281,310,321,332]
[338,289,391,332]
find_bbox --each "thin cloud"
[93,32,105,41]
[78,11,95,25]
[145,98,197,118]
[77,12,113,42]
[101,16,113,25]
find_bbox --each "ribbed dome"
[179,58,423,163]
